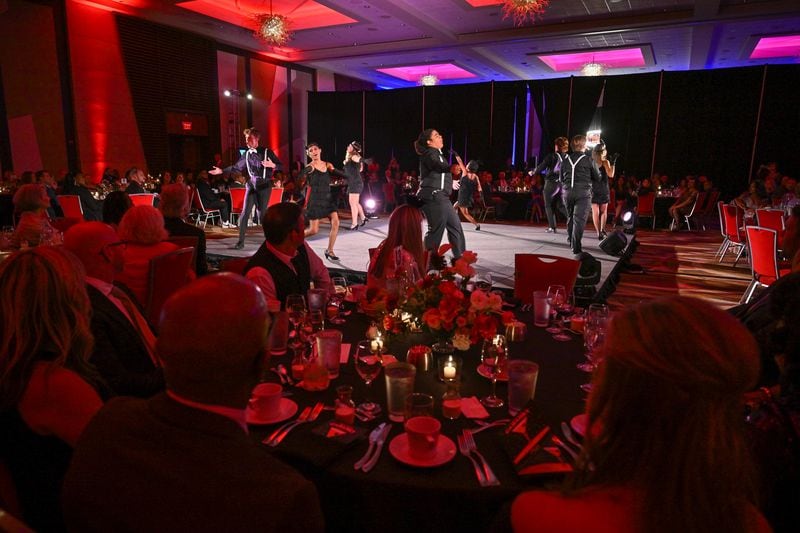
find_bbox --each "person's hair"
[371,205,425,279]
[118,205,168,244]
[0,247,97,409]
[571,135,587,149]
[344,141,362,165]
[262,202,303,246]
[466,160,480,173]
[555,136,569,150]
[12,184,49,213]
[34,170,48,181]
[159,184,190,218]
[124,167,140,182]
[414,129,436,155]
[102,191,133,226]
[592,144,606,155]
[567,296,759,533]
[243,127,260,139]
[19,171,35,185]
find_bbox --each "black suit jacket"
[164,216,208,275]
[74,186,102,221]
[87,284,164,398]
[125,181,145,195]
[63,394,324,533]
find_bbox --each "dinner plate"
[246,398,298,425]
[389,434,456,468]
[570,414,588,437]
[477,364,509,382]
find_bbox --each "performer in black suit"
[414,128,467,261]
[531,136,569,233]
[210,127,282,249]
[561,135,601,255]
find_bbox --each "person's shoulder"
[512,487,635,533]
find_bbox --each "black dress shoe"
[234,242,244,250]
[324,250,340,261]
[360,218,368,227]
[348,225,359,231]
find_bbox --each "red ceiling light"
[502,0,549,26]
[749,35,800,59]
[254,0,292,46]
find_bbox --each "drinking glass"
[552,291,575,342]
[481,334,506,408]
[473,271,492,292]
[285,294,306,349]
[307,309,324,333]
[329,277,348,325]
[354,340,383,415]
[545,285,565,334]
[579,313,609,391]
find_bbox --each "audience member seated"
[159,183,208,275]
[36,169,63,219]
[62,274,325,532]
[196,170,231,226]
[64,222,164,398]
[61,171,102,221]
[511,296,770,533]
[123,167,146,195]
[735,180,770,219]
[244,202,332,305]
[783,206,800,261]
[668,175,699,230]
[101,190,132,230]
[0,247,106,531]
[367,205,425,295]
[10,184,56,248]
[116,205,185,307]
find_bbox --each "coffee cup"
[405,416,441,459]
[248,382,282,416]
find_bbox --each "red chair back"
[636,193,655,216]
[722,204,744,244]
[230,188,246,215]
[145,247,195,325]
[57,195,84,221]
[220,257,249,275]
[756,209,786,247]
[746,226,782,285]
[165,236,198,273]
[129,193,156,206]
[267,187,284,207]
[514,254,581,305]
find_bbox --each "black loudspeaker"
[575,252,601,286]
[599,230,628,256]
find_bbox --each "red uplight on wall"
[182,121,193,131]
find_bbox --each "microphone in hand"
[611,153,621,165]
[449,149,462,159]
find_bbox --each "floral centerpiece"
[367,247,515,350]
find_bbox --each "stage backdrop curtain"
[756,65,800,182]
[364,87,423,172]
[306,91,362,161]
[529,78,571,159]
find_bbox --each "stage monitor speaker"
[575,252,601,286]
[599,230,628,257]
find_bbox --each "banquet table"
[251,307,588,533]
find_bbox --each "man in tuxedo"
[64,222,164,397]
[62,274,324,532]
[159,183,208,275]
[195,170,231,226]
[210,127,282,250]
[124,167,146,195]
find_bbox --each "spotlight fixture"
[254,0,292,47]
[223,89,232,97]
[246,93,253,100]
[502,0,550,27]
[419,74,439,86]
[581,60,605,77]
[622,210,636,234]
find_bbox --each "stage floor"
[207,218,625,290]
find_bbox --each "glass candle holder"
[437,355,462,382]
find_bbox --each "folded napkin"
[274,421,368,469]
[500,404,573,477]
[461,396,490,419]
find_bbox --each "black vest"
[244,244,312,307]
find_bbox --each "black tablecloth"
[250,307,587,533]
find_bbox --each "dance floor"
[206,218,628,290]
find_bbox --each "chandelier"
[254,1,292,46]
[502,0,550,26]
[419,74,439,86]
[581,61,605,77]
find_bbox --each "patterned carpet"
[606,228,752,312]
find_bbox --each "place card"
[460,396,490,419]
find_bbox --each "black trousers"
[237,185,270,245]
[543,179,567,229]
[420,191,466,259]
[562,186,592,254]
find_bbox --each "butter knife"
[354,423,386,470]
[362,423,392,472]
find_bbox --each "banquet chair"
[228,187,246,225]
[756,208,786,249]
[476,196,496,222]
[145,247,195,325]
[672,191,705,231]
[57,195,84,222]
[267,187,284,208]
[191,187,221,228]
[719,203,747,266]
[740,226,791,304]
[219,257,249,275]
[693,189,720,231]
[165,235,198,273]
[514,254,581,305]
[128,193,156,206]
[636,193,656,229]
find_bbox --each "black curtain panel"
[568,77,606,140]
[490,81,528,170]
[530,78,572,156]
[365,87,423,171]
[306,91,362,162]
[756,65,800,182]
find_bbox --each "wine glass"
[481,334,506,408]
[329,277,347,325]
[552,291,575,342]
[579,313,609,392]
[474,271,492,292]
[307,309,324,333]
[354,340,383,415]
[545,285,565,334]
[285,294,306,349]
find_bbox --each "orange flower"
[422,308,442,330]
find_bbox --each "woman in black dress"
[591,143,614,240]
[303,142,346,261]
[343,141,367,230]
[456,160,482,230]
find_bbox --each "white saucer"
[389,434,456,468]
[477,364,509,382]
[246,398,298,425]
[570,414,588,437]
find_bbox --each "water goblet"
[329,277,347,325]
[481,334,506,408]
[354,340,383,415]
[552,291,575,342]
[286,294,306,349]
[545,285,565,334]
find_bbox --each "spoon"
[277,364,294,385]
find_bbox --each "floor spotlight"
[363,197,380,218]
[622,210,636,234]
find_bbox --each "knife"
[354,423,386,470]
[362,423,392,472]
[513,426,550,465]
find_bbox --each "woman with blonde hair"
[367,205,425,291]
[0,247,106,531]
[343,141,367,230]
[512,296,770,533]
[10,183,55,248]
[116,205,182,306]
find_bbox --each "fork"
[457,433,487,486]
[270,402,324,447]
[551,434,580,463]
[463,431,500,486]
[263,406,310,445]
[467,419,510,435]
